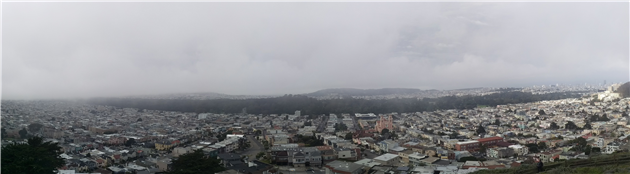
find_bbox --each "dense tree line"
[87,91,585,115]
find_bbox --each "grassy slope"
[470,152,630,174]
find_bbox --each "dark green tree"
[1,128,7,139]
[585,145,592,155]
[334,123,348,132]
[600,114,610,121]
[256,152,265,159]
[390,131,399,139]
[19,128,28,139]
[494,119,500,125]
[526,143,540,153]
[381,128,390,135]
[28,123,44,133]
[537,142,548,151]
[449,131,460,139]
[549,122,559,129]
[254,130,262,136]
[565,121,578,130]
[591,147,601,153]
[569,137,588,152]
[583,122,593,129]
[1,136,65,174]
[167,150,225,174]
[344,133,353,140]
[476,125,486,135]
[125,138,136,146]
[458,156,479,162]
[538,110,546,115]
[137,118,142,122]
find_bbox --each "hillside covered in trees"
[616,82,630,98]
[305,88,424,97]
[87,91,586,115]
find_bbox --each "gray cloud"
[3,2,628,100]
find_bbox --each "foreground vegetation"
[1,136,65,174]
[470,152,630,174]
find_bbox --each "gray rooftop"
[326,160,363,173]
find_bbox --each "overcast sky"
[3,2,629,100]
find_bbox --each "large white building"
[198,113,208,120]
[509,145,529,156]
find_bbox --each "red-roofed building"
[477,137,504,147]
[550,154,560,162]
[172,140,181,145]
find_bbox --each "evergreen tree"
[565,121,578,130]
[126,138,136,147]
[600,114,610,121]
[476,124,486,135]
[1,128,7,139]
[381,128,390,135]
[549,122,559,129]
[538,142,548,151]
[583,122,593,129]
[1,136,65,174]
[344,133,353,140]
[18,128,28,139]
[28,123,44,133]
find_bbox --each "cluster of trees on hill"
[87,91,585,115]
[306,88,422,96]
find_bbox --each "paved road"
[317,115,329,132]
[239,135,264,159]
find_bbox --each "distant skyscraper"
[295,110,301,117]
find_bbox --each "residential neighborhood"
[2,83,630,174]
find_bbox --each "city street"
[317,115,329,132]
[277,166,325,174]
[239,135,264,159]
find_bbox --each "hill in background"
[305,88,423,97]
[616,82,630,98]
